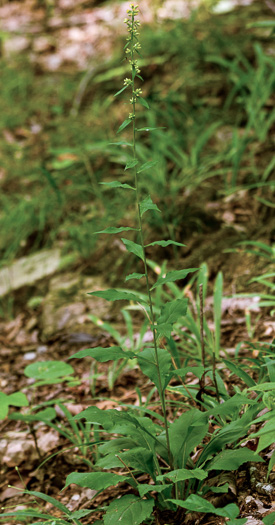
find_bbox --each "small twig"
[115,455,139,486]
[170,355,197,406]
[212,350,221,404]
[28,423,43,461]
[199,284,206,392]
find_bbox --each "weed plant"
[1,5,275,525]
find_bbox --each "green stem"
[130,11,173,470]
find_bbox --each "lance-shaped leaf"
[168,496,239,519]
[157,299,188,326]
[140,195,161,217]
[64,471,128,491]
[146,240,186,248]
[22,490,72,516]
[114,85,128,97]
[137,96,150,109]
[138,347,172,394]
[109,141,133,146]
[138,484,170,498]
[169,409,208,468]
[156,297,188,337]
[157,468,207,483]
[69,346,136,362]
[137,160,158,173]
[100,181,135,190]
[121,238,144,261]
[88,289,147,303]
[151,268,198,290]
[207,448,264,471]
[104,495,154,525]
[117,447,155,477]
[73,406,115,429]
[95,226,138,234]
[117,118,132,134]
[125,273,145,281]
[125,159,138,170]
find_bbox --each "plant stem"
[129,7,173,470]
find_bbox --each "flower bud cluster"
[123,4,142,120]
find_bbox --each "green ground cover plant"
[1,2,274,525]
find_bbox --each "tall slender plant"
[2,6,267,525]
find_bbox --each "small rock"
[23,352,37,361]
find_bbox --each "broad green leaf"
[69,346,135,362]
[140,195,161,217]
[138,484,170,497]
[100,181,135,190]
[209,393,256,418]
[117,118,132,134]
[24,361,74,380]
[155,323,173,338]
[151,268,198,290]
[121,238,144,261]
[95,454,122,469]
[104,495,154,525]
[169,496,239,519]
[9,407,56,423]
[74,406,115,429]
[257,427,275,453]
[88,289,146,303]
[207,448,264,471]
[137,96,150,109]
[125,159,138,170]
[0,393,9,419]
[0,391,29,419]
[125,272,145,281]
[157,468,207,482]
[146,240,186,248]
[114,85,128,97]
[263,512,275,525]
[224,360,256,387]
[64,471,128,491]
[7,392,28,407]
[170,409,208,468]
[249,418,275,452]
[157,299,188,325]
[118,447,155,476]
[198,419,252,466]
[137,160,158,173]
[138,347,172,393]
[95,227,138,234]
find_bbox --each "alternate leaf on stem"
[121,238,144,261]
[137,160,158,173]
[140,195,161,217]
[95,226,139,234]
[69,346,136,362]
[151,268,199,290]
[117,118,132,134]
[88,289,147,303]
[100,181,135,190]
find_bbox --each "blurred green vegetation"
[0,0,274,276]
